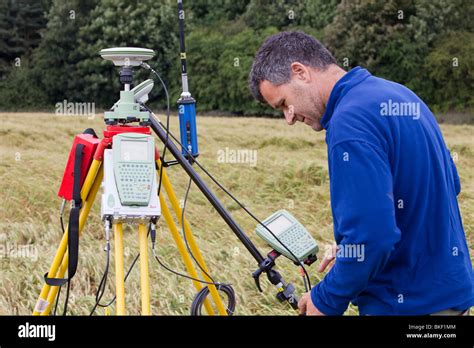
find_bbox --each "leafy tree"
[0,59,48,109]
[425,31,474,111]
[186,24,279,115]
[30,0,98,106]
[187,0,248,25]
[325,0,417,73]
[406,0,474,105]
[1,0,472,114]
[0,0,50,79]
[73,0,179,109]
[324,0,473,110]
[0,0,98,109]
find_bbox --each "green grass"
[0,113,472,315]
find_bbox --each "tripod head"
[99,47,155,125]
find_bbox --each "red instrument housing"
[57,134,100,200]
[58,125,159,200]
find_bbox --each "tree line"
[0,0,472,116]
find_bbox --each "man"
[248,31,473,315]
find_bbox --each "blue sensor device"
[178,97,199,158]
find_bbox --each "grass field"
[0,112,472,315]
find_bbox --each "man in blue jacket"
[248,31,473,315]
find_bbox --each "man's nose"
[283,107,296,125]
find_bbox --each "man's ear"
[290,62,311,82]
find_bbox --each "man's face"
[259,75,325,132]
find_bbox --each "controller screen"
[121,141,148,161]
[266,215,293,237]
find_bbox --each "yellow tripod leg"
[138,223,151,315]
[40,165,103,316]
[33,160,102,315]
[114,222,126,315]
[159,195,215,315]
[157,159,228,316]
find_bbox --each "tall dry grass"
[0,113,472,315]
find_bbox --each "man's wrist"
[310,282,337,316]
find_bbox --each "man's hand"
[318,243,337,273]
[298,292,325,316]
[298,244,338,315]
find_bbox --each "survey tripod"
[32,100,300,316]
[33,118,300,316]
[33,1,302,316]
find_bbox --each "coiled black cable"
[190,284,236,316]
[150,221,235,315]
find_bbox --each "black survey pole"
[150,116,265,264]
[177,0,188,85]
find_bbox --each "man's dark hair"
[248,31,337,103]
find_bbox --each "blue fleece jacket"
[311,67,473,315]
